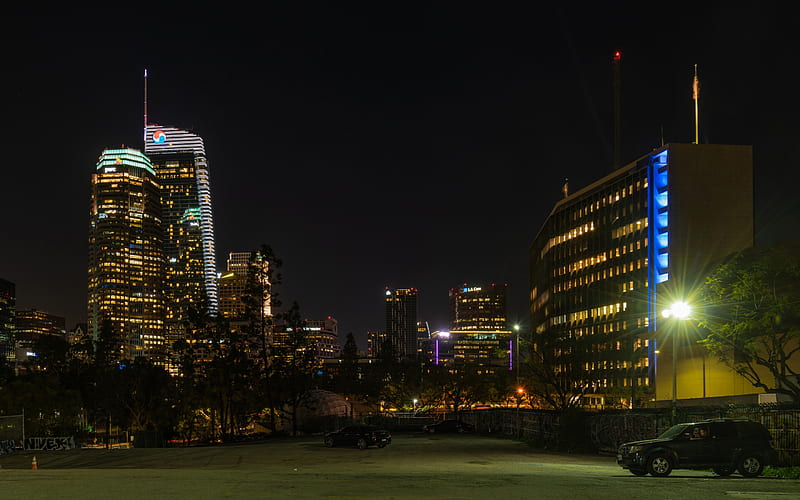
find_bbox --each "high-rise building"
[88,148,166,360]
[446,284,512,370]
[0,279,15,363]
[448,284,508,331]
[529,143,754,407]
[385,288,418,360]
[366,330,388,358]
[304,317,340,361]
[218,251,271,322]
[144,125,218,342]
[14,309,66,362]
[14,309,66,342]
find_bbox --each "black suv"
[617,418,777,477]
[323,425,392,449]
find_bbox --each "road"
[1,433,798,499]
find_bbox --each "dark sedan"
[422,420,474,434]
[323,425,392,449]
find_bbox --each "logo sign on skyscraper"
[152,130,166,144]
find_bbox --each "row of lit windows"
[611,218,648,239]
[554,260,647,293]
[555,241,646,277]
[540,222,596,257]
[584,358,649,371]
[569,178,648,221]
[552,302,625,326]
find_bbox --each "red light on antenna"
[614,50,621,60]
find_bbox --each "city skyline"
[2,6,798,349]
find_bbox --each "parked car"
[422,420,474,434]
[617,418,777,477]
[323,425,391,449]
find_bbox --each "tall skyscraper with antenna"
[143,71,219,346]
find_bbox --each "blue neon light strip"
[647,149,670,380]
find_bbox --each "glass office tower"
[88,148,165,360]
[144,125,218,343]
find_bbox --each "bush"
[763,466,800,479]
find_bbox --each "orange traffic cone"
[31,456,38,470]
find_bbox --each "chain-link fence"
[459,404,800,466]
[0,414,24,455]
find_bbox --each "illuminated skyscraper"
[385,288,418,360]
[0,278,15,363]
[448,284,508,331]
[218,251,271,331]
[446,284,511,370]
[88,148,165,359]
[144,125,218,341]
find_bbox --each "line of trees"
[4,241,797,443]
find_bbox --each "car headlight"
[629,445,644,454]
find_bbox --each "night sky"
[1,5,797,349]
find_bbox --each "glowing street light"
[662,301,692,424]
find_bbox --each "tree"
[334,333,360,411]
[525,328,601,410]
[243,245,282,433]
[272,301,318,436]
[699,241,800,402]
[428,363,488,414]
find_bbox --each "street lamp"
[662,301,691,425]
[412,398,418,414]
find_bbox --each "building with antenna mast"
[143,71,219,347]
[530,143,753,408]
[144,124,219,338]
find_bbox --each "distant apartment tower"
[14,309,66,364]
[144,125,218,342]
[218,251,271,322]
[88,148,166,360]
[272,316,339,364]
[0,279,15,363]
[385,288,418,360]
[530,144,754,407]
[449,284,508,331]
[305,317,340,360]
[366,330,388,358]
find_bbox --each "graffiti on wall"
[24,436,75,451]
[588,414,661,454]
[0,440,16,455]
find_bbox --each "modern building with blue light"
[529,143,753,408]
[144,125,219,345]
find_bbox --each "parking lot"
[1,432,798,499]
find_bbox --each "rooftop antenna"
[692,64,700,144]
[613,50,622,169]
[143,69,148,147]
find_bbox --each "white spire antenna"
[143,69,148,147]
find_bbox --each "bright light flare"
[662,301,691,320]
